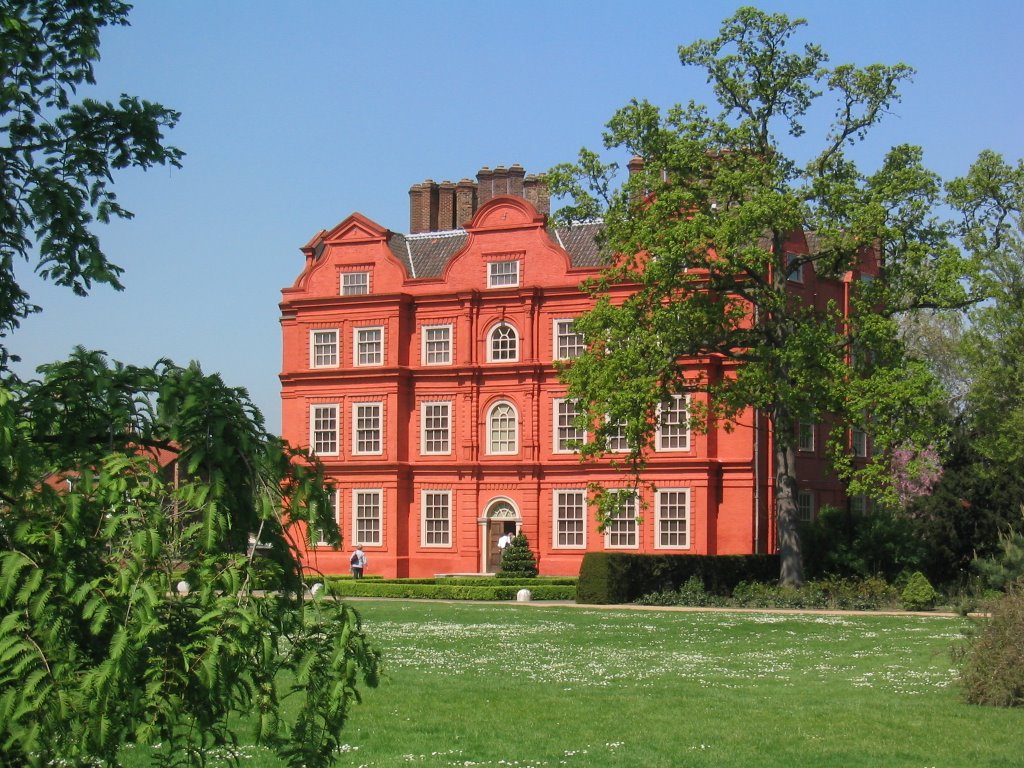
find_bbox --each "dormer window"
[341,271,370,295]
[488,260,519,288]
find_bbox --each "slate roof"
[385,220,607,280]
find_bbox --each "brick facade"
[280,167,864,577]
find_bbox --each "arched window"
[488,323,518,362]
[487,401,518,454]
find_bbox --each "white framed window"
[315,488,339,547]
[798,421,815,452]
[352,489,382,546]
[310,405,339,456]
[797,489,815,522]
[488,323,518,362]
[310,329,339,368]
[656,489,690,549]
[487,401,518,454]
[553,318,585,361]
[604,491,638,548]
[553,398,586,453]
[354,326,384,366]
[606,418,630,453]
[786,252,803,283]
[421,490,451,547]
[852,428,868,458]
[341,271,370,295]
[656,395,690,451]
[421,401,451,455]
[352,402,383,455]
[553,489,586,549]
[422,324,452,365]
[488,260,519,288]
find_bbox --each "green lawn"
[159,601,1023,767]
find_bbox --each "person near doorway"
[350,546,367,579]
[497,531,512,552]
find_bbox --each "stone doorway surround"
[479,497,520,573]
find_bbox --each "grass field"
[156,600,1023,768]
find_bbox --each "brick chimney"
[411,165,548,232]
[437,180,456,231]
[524,173,549,216]
[409,180,439,234]
[455,178,476,228]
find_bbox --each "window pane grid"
[798,421,814,452]
[555,490,585,547]
[658,395,689,450]
[312,330,338,368]
[354,404,381,454]
[555,319,585,360]
[312,406,338,454]
[606,493,637,547]
[606,420,629,452]
[657,490,689,548]
[341,272,369,295]
[356,328,383,365]
[797,490,814,522]
[488,260,519,287]
[354,490,381,545]
[424,326,451,364]
[422,402,450,454]
[488,402,517,453]
[555,399,585,452]
[423,491,450,546]
[490,324,517,361]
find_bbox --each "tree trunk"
[774,439,805,586]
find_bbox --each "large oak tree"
[548,7,978,585]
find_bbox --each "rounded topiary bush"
[901,571,939,611]
[957,581,1024,707]
[498,534,537,578]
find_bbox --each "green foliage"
[0,351,380,767]
[0,0,183,360]
[974,507,1024,590]
[957,581,1024,707]
[497,534,538,578]
[800,505,928,582]
[640,574,901,610]
[549,7,982,586]
[324,579,576,601]
[576,552,779,604]
[900,571,939,611]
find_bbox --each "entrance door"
[483,499,520,573]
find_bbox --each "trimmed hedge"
[323,578,575,601]
[577,552,780,604]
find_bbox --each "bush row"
[637,575,903,610]
[323,578,576,601]
[577,552,779,604]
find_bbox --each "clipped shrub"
[497,534,538,578]
[901,571,939,611]
[957,581,1024,707]
[577,553,779,604]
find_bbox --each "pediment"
[468,196,545,231]
[322,212,389,244]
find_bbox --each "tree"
[0,4,379,765]
[498,533,538,578]
[0,0,183,365]
[547,7,976,585]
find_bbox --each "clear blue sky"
[10,0,1023,434]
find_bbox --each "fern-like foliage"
[0,350,380,768]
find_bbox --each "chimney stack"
[410,165,547,233]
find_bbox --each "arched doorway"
[481,498,520,573]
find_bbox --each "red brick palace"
[279,165,866,577]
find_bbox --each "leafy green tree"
[547,7,977,585]
[0,3,380,765]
